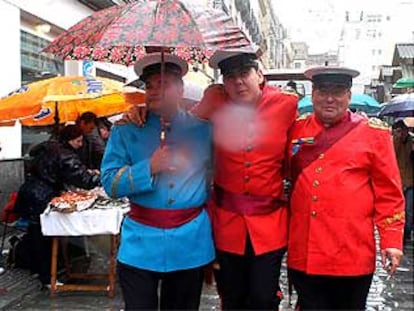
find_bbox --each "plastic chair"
[0,192,28,255]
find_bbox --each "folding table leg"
[108,235,117,298]
[50,237,59,297]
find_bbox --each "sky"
[269,0,407,53]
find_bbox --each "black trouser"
[117,261,205,310]
[215,237,286,310]
[27,222,52,284]
[289,268,373,310]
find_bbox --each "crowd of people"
[8,48,411,310]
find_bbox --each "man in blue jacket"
[100,52,214,310]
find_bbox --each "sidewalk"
[0,223,39,310]
[1,223,413,310]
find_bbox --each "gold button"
[315,166,322,174]
[245,146,253,152]
[312,195,318,202]
[244,175,250,182]
[311,211,317,217]
[312,180,320,187]
[318,153,324,159]
[245,162,251,167]
[168,198,175,205]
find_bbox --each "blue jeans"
[404,187,413,239]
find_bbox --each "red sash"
[291,113,364,185]
[214,185,285,216]
[128,203,203,229]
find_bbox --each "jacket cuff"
[130,159,155,193]
[379,229,404,250]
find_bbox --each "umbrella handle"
[54,101,60,137]
[160,51,167,147]
[160,117,167,147]
[161,50,165,100]
[54,101,60,124]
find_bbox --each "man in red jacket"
[193,51,298,309]
[287,66,405,310]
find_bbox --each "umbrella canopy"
[0,76,144,126]
[378,93,414,118]
[298,93,381,114]
[393,77,414,89]
[42,0,253,66]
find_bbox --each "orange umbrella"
[0,76,145,126]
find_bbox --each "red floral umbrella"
[42,0,253,65]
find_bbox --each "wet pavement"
[0,227,412,310]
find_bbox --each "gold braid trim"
[111,166,129,198]
[114,119,131,126]
[296,112,312,121]
[368,117,390,130]
[128,167,135,190]
[382,211,405,227]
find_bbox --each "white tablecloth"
[40,207,129,236]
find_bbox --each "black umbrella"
[379,93,414,117]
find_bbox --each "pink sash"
[129,203,203,229]
[214,185,285,216]
[291,113,364,185]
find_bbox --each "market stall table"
[40,203,128,298]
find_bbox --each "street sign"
[82,61,95,77]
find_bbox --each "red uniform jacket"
[194,85,298,255]
[288,112,405,276]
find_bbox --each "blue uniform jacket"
[101,110,215,272]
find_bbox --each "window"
[20,30,63,80]
[366,29,377,38]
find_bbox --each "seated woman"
[14,124,100,286]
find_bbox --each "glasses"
[314,86,349,98]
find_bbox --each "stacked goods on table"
[49,191,97,213]
[47,187,128,213]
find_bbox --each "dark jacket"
[14,140,100,220]
[76,132,105,169]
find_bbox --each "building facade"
[338,1,414,93]
[0,0,130,97]
[376,43,414,101]
[290,42,309,69]
[257,0,288,69]
[210,0,289,70]
[306,51,339,67]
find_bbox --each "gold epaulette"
[368,117,390,130]
[114,119,131,126]
[296,112,312,121]
[281,90,299,97]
